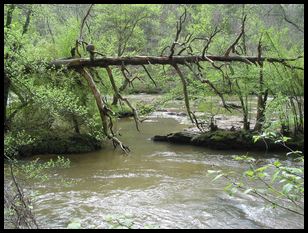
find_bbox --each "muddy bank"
[152,130,304,152]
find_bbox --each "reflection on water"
[19,115,303,229]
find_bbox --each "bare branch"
[257,33,263,66]
[191,111,207,132]
[106,66,141,132]
[169,8,187,58]
[141,65,157,87]
[185,61,231,113]
[176,33,194,55]
[280,62,304,71]
[173,64,194,123]
[225,15,247,56]
[79,4,94,39]
[160,46,171,56]
[77,67,130,154]
[279,5,304,33]
[202,26,221,58]
[46,17,55,44]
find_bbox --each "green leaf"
[212,173,223,182]
[224,183,233,192]
[253,135,260,143]
[245,170,254,177]
[230,187,237,195]
[282,136,291,142]
[282,183,293,194]
[121,219,134,227]
[257,172,267,178]
[243,188,253,194]
[104,215,113,222]
[273,161,281,167]
[286,151,303,156]
[271,170,280,183]
[255,165,269,173]
[283,167,303,175]
[207,170,220,174]
[67,222,81,229]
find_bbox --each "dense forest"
[4,4,304,229]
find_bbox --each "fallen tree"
[50,55,302,68]
[48,7,303,154]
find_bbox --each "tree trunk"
[22,7,32,35]
[77,67,130,154]
[5,4,15,28]
[4,72,10,131]
[254,65,268,131]
[78,68,109,136]
[72,115,80,134]
[235,79,250,131]
[243,114,250,131]
[50,55,302,69]
[254,91,268,131]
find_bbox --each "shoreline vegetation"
[16,134,102,158]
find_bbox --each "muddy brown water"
[6,95,304,229]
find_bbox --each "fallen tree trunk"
[50,55,302,68]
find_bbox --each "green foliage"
[54,18,79,57]
[208,133,304,216]
[136,102,156,116]
[32,85,89,124]
[4,130,36,159]
[13,156,70,182]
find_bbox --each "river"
[8,95,304,229]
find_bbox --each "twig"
[225,15,247,56]
[169,8,187,58]
[106,66,141,132]
[141,65,157,87]
[79,4,94,39]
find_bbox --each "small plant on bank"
[136,102,156,116]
